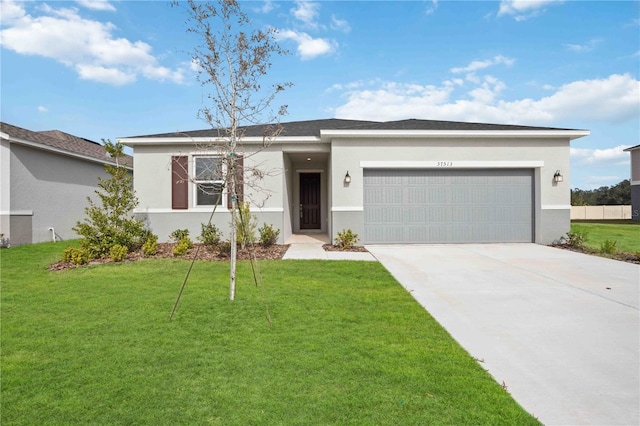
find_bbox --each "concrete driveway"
[366,244,639,426]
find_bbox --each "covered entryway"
[363,169,534,243]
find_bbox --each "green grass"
[571,220,640,253]
[1,242,538,425]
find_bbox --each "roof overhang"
[2,132,132,170]
[118,136,322,146]
[320,129,591,141]
[623,144,640,152]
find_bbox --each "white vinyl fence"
[571,205,632,220]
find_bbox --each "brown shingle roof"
[1,122,132,168]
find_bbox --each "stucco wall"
[132,144,286,242]
[330,137,571,245]
[9,143,111,244]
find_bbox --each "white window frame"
[193,155,226,208]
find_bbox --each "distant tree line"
[571,179,631,206]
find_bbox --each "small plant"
[0,233,9,249]
[199,223,221,248]
[170,229,190,242]
[61,247,90,265]
[334,229,359,249]
[600,239,617,255]
[109,244,128,262]
[218,240,232,255]
[258,223,280,247]
[234,202,258,249]
[564,231,588,248]
[142,234,158,256]
[173,237,193,256]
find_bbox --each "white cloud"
[291,1,320,29]
[0,0,25,23]
[37,106,48,113]
[570,145,630,165]
[276,29,334,60]
[0,2,185,86]
[76,0,116,12]
[253,0,275,14]
[332,73,640,126]
[564,38,602,53]
[498,0,563,21]
[450,55,515,74]
[425,0,438,16]
[330,15,350,33]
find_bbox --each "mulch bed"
[551,243,640,264]
[48,242,369,271]
[322,244,368,252]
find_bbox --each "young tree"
[176,0,291,300]
[74,140,147,258]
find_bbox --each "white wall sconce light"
[553,170,563,183]
[344,171,351,184]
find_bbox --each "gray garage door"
[363,169,534,243]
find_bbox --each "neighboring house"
[0,122,133,246]
[119,118,589,245]
[624,144,640,221]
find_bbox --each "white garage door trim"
[363,168,535,244]
[360,160,544,169]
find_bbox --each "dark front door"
[300,173,321,229]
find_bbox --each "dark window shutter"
[227,155,244,209]
[171,156,188,210]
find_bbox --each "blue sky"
[1,0,638,189]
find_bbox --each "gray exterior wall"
[9,144,111,245]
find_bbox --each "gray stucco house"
[119,118,589,245]
[624,144,640,221]
[0,122,132,245]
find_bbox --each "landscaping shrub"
[218,240,232,255]
[335,229,359,249]
[234,202,257,249]
[564,231,588,248]
[600,239,617,255]
[173,237,193,256]
[73,140,147,258]
[61,247,90,265]
[109,244,128,262]
[170,229,190,242]
[0,233,9,249]
[258,223,280,247]
[142,234,158,256]
[199,223,222,248]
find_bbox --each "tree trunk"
[229,159,237,301]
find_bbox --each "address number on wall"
[436,161,453,167]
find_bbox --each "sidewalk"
[283,234,376,261]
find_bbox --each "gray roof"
[128,118,582,138]
[623,144,640,152]
[1,122,133,167]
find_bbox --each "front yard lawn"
[571,220,640,253]
[1,242,538,425]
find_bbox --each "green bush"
[173,237,193,256]
[258,223,280,247]
[109,244,128,262]
[564,231,588,248]
[62,247,90,265]
[334,229,359,249]
[170,229,190,242]
[600,239,617,255]
[199,223,222,248]
[234,202,257,249]
[142,234,158,256]
[218,240,232,255]
[73,140,148,258]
